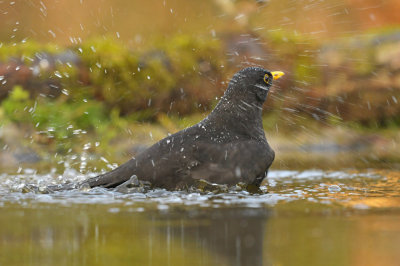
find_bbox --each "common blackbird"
[80,67,284,190]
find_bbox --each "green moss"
[0,40,59,64]
[1,85,32,123]
[66,35,226,117]
[1,86,114,152]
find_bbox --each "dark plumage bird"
[80,67,284,190]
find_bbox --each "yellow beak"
[271,71,285,80]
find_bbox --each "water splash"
[0,169,397,211]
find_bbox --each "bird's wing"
[184,140,274,185]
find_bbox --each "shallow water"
[1,169,400,266]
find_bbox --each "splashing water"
[1,169,398,211]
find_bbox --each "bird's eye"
[263,73,272,85]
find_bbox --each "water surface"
[1,169,400,266]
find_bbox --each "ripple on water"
[0,169,399,210]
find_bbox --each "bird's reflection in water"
[150,208,268,266]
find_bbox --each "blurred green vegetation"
[1,29,400,163]
[77,35,225,117]
[0,34,226,155]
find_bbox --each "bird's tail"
[43,159,136,192]
[79,159,136,188]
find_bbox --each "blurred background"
[2,2,400,266]
[0,0,400,172]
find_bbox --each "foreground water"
[0,169,399,266]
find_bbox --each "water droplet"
[328,185,341,193]
[108,208,120,213]
[235,167,241,177]
[39,59,49,70]
[54,71,62,78]
[48,30,56,38]
[83,143,91,150]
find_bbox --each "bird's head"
[226,67,284,103]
